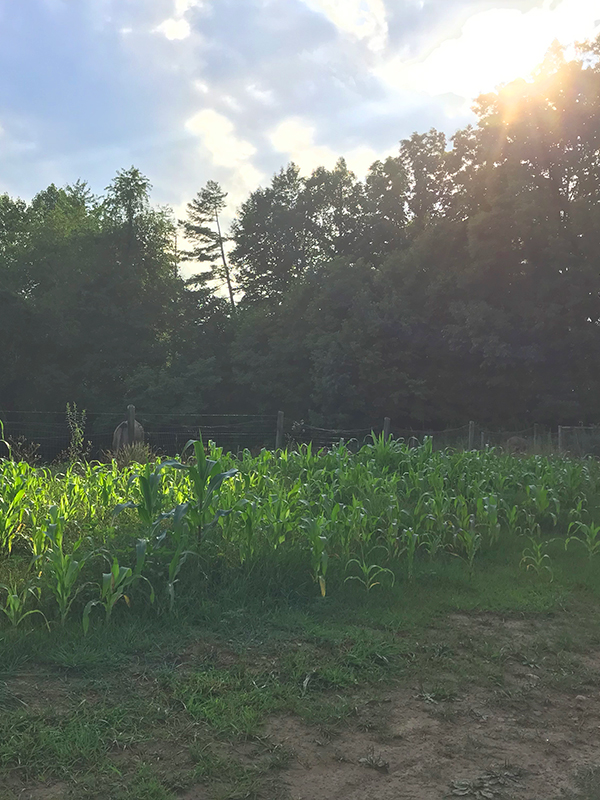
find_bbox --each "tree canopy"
[2,38,600,429]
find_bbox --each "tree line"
[2,38,600,429]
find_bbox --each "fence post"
[533,423,539,452]
[275,411,284,451]
[558,425,564,454]
[383,417,391,441]
[127,404,136,446]
[468,420,475,450]
[480,431,485,450]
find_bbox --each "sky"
[0,0,598,222]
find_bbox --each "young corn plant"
[366,430,403,468]
[0,467,28,552]
[83,539,154,632]
[422,490,452,560]
[114,462,165,530]
[0,580,49,630]
[345,546,395,592]
[231,497,260,565]
[476,494,501,544]
[397,527,422,581]
[502,501,522,535]
[38,506,93,625]
[520,537,554,581]
[566,520,600,560]
[153,503,197,612]
[161,437,238,543]
[525,483,559,527]
[302,516,330,597]
[264,490,294,549]
[451,500,482,577]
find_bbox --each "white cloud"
[222,95,243,112]
[270,117,382,177]
[344,144,381,177]
[301,0,388,52]
[174,0,203,15]
[186,109,257,166]
[184,109,264,204]
[234,163,265,197]
[270,117,338,173]
[377,0,600,101]
[246,83,275,106]
[155,0,203,41]
[155,17,191,40]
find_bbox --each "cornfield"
[1,434,599,629]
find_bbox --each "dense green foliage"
[2,39,600,427]
[2,437,600,630]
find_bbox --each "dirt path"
[265,614,600,799]
[3,611,600,799]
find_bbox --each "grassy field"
[2,437,600,798]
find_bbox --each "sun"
[378,0,599,107]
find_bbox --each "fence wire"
[0,411,597,462]
[0,411,278,462]
[559,426,600,458]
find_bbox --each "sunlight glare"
[377,0,599,102]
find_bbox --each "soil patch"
[263,615,600,799]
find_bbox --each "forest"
[2,38,600,430]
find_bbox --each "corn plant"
[161,437,238,542]
[263,489,295,549]
[520,537,554,581]
[0,465,28,552]
[366,430,404,468]
[0,580,49,630]
[38,506,94,625]
[83,539,154,632]
[419,491,451,560]
[302,516,330,597]
[397,527,422,581]
[344,546,394,592]
[502,501,522,535]
[525,483,559,527]
[566,520,600,560]
[114,462,165,530]
[153,503,197,612]
[476,494,501,544]
[451,502,482,577]
[230,497,260,564]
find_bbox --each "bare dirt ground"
[3,611,600,799]
[262,613,600,800]
[265,678,598,799]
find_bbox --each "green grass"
[1,574,600,798]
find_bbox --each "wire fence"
[285,422,561,454]
[0,411,278,463]
[0,409,597,463]
[558,426,600,458]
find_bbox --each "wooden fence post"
[275,411,284,451]
[533,423,539,452]
[558,425,564,454]
[383,417,391,441]
[468,420,475,450]
[480,431,485,450]
[127,404,136,446]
